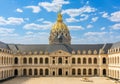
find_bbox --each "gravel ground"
[0,77,115,84]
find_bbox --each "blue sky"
[0,0,120,44]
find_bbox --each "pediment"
[50,50,71,56]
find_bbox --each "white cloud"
[65,17,79,23]
[0,27,18,36]
[80,14,89,21]
[111,23,120,30]
[91,17,98,22]
[39,0,70,12]
[25,6,40,13]
[37,18,44,22]
[87,24,93,29]
[16,8,23,13]
[0,17,24,25]
[100,27,105,31]
[23,21,53,30]
[102,11,120,22]
[109,11,120,22]
[62,6,96,17]
[68,26,84,30]
[102,12,109,18]
[26,31,34,35]
[84,32,107,36]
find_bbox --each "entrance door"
[58,68,62,75]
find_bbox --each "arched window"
[40,69,43,75]
[23,69,27,76]
[103,57,106,64]
[72,69,76,75]
[40,58,43,64]
[103,69,106,76]
[29,58,32,64]
[34,58,38,64]
[23,58,27,64]
[14,57,18,64]
[88,58,92,64]
[72,58,75,64]
[14,69,18,76]
[78,69,81,75]
[45,69,49,75]
[83,69,86,75]
[94,69,97,75]
[83,58,86,64]
[58,57,62,64]
[94,58,97,64]
[34,69,38,75]
[45,58,49,64]
[29,69,32,75]
[88,69,92,75]
[77,58,81,64]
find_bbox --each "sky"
[0,0,120,44]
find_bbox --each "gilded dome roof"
[51,13,69,33]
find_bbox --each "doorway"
[58,68,62,75]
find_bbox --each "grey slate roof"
[0,41,9,49]
[111,41,120,49]
[0,41,116,54]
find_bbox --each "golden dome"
[51,12,69,33]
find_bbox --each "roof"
[0,41,115,54]
[111,41,120,49]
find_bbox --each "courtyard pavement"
[0,77,117,84]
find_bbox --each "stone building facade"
[0,12,120,82]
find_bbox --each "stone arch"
[14,57,18,64]
[34,69,38,75]
[83,68,86,75]
[72,68,76,75]
[103,57,106,64]
[40,69,43,76]
[103,69,106,76]
[58,57,62,64]
[77,69,81,75]
[88,58,92,64]
[14,69,18,76]
[94,69,97,75]
[83,58,86,64]
[88,68,92,75]
[72,58,75,64]
[45,58,49,64]
[94,58,97,64]
[77,58,81,64]
[29,69,32,75]
[45,69,49,75]
[23,57,27,64]
[34,58,38,64]
[40,58,43,64]
[23,69,27,76]
[29,58,32,64]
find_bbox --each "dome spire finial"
[57,6,63,22]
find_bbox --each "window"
[45,58,49,64]
[103,57,106,64]
[83,69,86,75]
[88,58,92,64]
[29,58,32,64]
[34,58,38,64]
[58,57,62,64]
[23,58,27,64]
[94,69,97,75]
[14,57,18,64]
[94,58,97,64]
[77,58,81,64]
[40,58,43,64]
[78,69,81,75]
[72,69,76,75]
[88,69,92,75]
[45,69,49,75]
[83,58,86,64]
[72,58,75,64]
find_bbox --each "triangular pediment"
[50,50,71,56]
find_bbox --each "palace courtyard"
[0,77,117,84]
